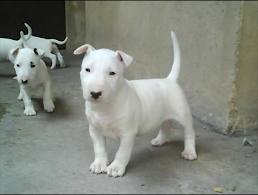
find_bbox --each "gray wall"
[65,1,258,134]
[65,1,86,51]
[231,2,258,133]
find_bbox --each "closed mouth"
[91,97,100,101]
[90,96,101,102]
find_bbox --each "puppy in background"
[20,23,68,69]
[9,47,55,115]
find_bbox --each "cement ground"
[0,53,257,194]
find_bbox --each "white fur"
[10,47,55,116]
[74,31,197,177]
[20,23,68,69]
[0,25,31,61]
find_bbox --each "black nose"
[90,91,102,99]
[21,80,28,84]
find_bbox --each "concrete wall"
[65,1,86,51]
[65,1,258,134]
[229,2,258,133]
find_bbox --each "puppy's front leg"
[107,133,135,177]
[89,126,108,174]
[43,81,55,112]
[17,86,23,100]
[20,85,36,116]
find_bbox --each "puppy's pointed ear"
[73,44,95,55]
[116,50,133,67]
[33,48,44,57]
[8,47,20,63]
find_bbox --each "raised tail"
[167,31,181,81]
[49,37,68,45]
[23,23,32,41]
[19,31,30,48]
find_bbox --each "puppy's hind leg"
[52,44,66,68]
[176,108,197,160]
[151,120,172,146]
[44,52,57,70]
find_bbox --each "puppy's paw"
[60,63,66,68]
[44,100,55,112]
[89,159,108,174]
[107,161,126,177]
[181,149,197,160]
[50,64,56,70]
[151,136,167,147]
[24,106,36,116]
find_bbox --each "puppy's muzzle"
[90,91,102,100]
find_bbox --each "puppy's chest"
[87,112,123,138]
[27,82,43,92]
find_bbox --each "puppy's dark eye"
[109,71,116,76]
[85,68,90,72]
[16,64,20,67]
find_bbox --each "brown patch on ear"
[33,48,38,55]
[117,52,123,62]
[116,50,133,67]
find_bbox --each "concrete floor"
[0,53,257,194]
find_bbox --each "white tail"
[20,31,30,48]
[18,23,32,48]
[49,37,68,45]
[23,23,68,45]
[167,31,181,81]
[23,23,32,41]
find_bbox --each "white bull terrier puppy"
[0,25,31,61]
[20,23,68,69]
[74,31,197,177]
[9,47,55,116]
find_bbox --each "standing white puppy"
[20,23,68,69]
[74,31,197,177]
[9,47,55,116]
